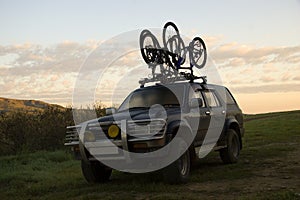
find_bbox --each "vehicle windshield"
[118,85,184,111]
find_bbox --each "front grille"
[65,119,166,145]
[127,119,166,141]
[64,125,81,145]
[87,122,108,140]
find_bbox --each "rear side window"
[189,87,205,107]
[225,89,236,104]
[203,90,220,107]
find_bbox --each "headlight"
[84,131,96,142]
[108,124,119,138]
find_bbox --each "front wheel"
[81,160,112,183]
[139,29,160,66]
[219,129,241,164]
[163,142,191,184]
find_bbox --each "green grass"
[0,110,300,200]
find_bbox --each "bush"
[0,107,73,155]
[0,103,107,155]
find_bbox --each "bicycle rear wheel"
[166,35,185,68]
[189,37,207,69]
[140,29,160,66]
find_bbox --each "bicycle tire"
[140,29,160,66]
[166,35,185,68]
[140,29,150,38]
[189,37,207,69]
[163,22,180,51]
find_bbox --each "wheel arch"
[166,120,194,139]
[166,120,196,159]
[225,119,243,149]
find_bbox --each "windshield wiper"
[129,106,150,110]
[162,104,180,108]
[118,107,150,112]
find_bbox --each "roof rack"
[139,71,207,88]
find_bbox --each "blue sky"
[0,0,300,113]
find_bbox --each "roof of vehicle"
[137,81,225,91]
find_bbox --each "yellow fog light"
[84,131,96,142]
[108,124,119,138]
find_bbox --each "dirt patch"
[185,146,300,199]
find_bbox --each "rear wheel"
[81,160,112,183]
[166,35,185,68]
[189,37,207,69]
[219,129,241,164]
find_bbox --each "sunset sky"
[0,0,300,114]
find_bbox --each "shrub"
[0,103,107,155]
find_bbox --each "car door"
[202,89,225,145]
[188,86,211,146]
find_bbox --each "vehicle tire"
[189,37,207,69]
[189,145,198,165]
[163,139,191,184]
[219,129,241,164]
[81,160,112,183]
[139,29,160,66]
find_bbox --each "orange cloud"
[235,91,300,114]
[1,36,299,114]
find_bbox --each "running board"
[195,145,227,158]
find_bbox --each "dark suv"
[65,80,244,184]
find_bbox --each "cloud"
[262,63,278,73]
[0,41,99,75]
[293,75,300,81]
[260,76,275,83]
[281,72,293,82]
[1,34,300,107]
[211,43,300,67]
[208,41,300,91]
[231,83,300,94]
[0,41,100,105]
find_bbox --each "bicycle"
[139,22,207,82]
[140,29,179,79]
[162,22,207,69]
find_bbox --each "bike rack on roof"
[139,22,208,88]
[139,72,207,88]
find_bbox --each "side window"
[225,89,236,104]
[203,90,220,107]
[189,87,205,107]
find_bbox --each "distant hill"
[0,97,64,114]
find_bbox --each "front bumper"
[64,119,167,161]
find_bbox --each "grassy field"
[0,111,299,200]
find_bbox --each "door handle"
[205,111,211,115]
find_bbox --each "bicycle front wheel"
[189,37,207,69]
[140,29,160,66]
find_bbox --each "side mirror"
[105,107,116,115]
[189,98,203,108]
